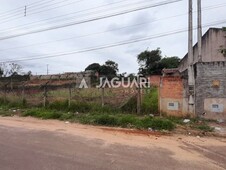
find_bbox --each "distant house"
[159,28,226,120]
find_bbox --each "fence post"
[101,87,104,107]
[137,86,141,114]
[137,76,141,114]
[68,85,72,107]
[4,84,7,103]
[10,77,13,90]
[22,84,25,102]
[43,85,47,107]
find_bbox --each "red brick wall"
[160,76,183,99]
[159,76,185,117]
[161,77,183,99]
[148,75,161,87]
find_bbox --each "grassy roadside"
[0,87,159,115]
[0,105,175,131]
[0,87,214,133]
[21,108,175,131]
[167,116,215,133]
[0,106,215,133]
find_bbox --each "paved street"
[0,117,226,170]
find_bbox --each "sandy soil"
[0,116,226,169]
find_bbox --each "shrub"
[141,117,175,131]
[48,100,69,110]
[166,116,184,125]
[22,99,27,107]
[0,109,12,117]
[120,96,137,113]
[69,102,92,113]
[0,98,7,105]
[20,107,175,131]
[119,115,139,128]
[59,112,75,120]
[93,114,119,126]
[141,88,158,114]
[120,88,159,115]
[23,109,61,119]
[193,124,214,132]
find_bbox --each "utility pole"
[24,6,27,17]
[188,0,193,65]
[197,0,202,62]
[188,0,195,115]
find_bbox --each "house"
[159,28,226,120]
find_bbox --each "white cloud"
[0,0,225,75]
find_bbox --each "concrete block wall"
[179,28,226,72]
[195,62,226,120]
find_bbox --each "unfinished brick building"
[159,28,226,120]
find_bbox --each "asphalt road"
[0,117,226,170]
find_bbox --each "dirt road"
[0,116,226,170]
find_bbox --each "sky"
[0,0,225,75]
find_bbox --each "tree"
[105,60,119,72]
[0,63,7,77]
[137,48,162,75]
[0,63,23,77]
[8,63,23,76]
[137,48,180,75]
[26,71,32,76]
[99,60,119,79]
[128,73,136,79]
[85,60,119,80]
[85,63,101,72]
[0,68,3,77]
[160,56,180,69]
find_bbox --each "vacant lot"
[0,116,225,170]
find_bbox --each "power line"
[0,21,155,52]
[1,1,225,34]
[0,0,86,23]
[0,0,136,23]
[0,1,224,53]
[26,2,226,30]
[0,0,145,26]
[1,3,223,53]
[0,7,23,17]
[0,1,224,52]
[0,0,153,33]
[0,0,67,17]
[27,0,145,18]
[1,0,226,24]
[0,10,22,19]
[1,19,225,64]
[1,30,187,63]
[27,0,85,12]
[0,0,137,19]
[0,0,59,18]
[0,0,66,21]
[0,0,182,41]
[28,0,69,9]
